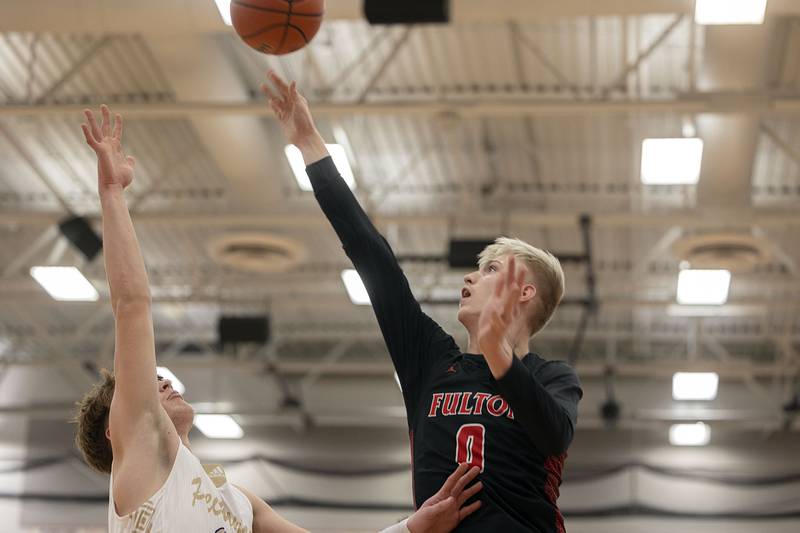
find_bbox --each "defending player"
[75,105,306,532]
[263,72,583,532]
[74,105,482,533]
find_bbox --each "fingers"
[126,155,136,168]
[506,255,516,289]
[429,496,454,514]
[80,123,98,148]
[494,266,505,297]
[260,81,288,120]
[269,98,284,119]
[439,463,470,497]
[100,104,111,137]
[458,500,482,521]
[268,69,290,97]
[113,113,123,140]
[260,81,279,102]
[457,481,483,506]
[84,109,102,142]
[451,465,481,497]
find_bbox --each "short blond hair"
[478,236,565,336]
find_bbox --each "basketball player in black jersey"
[263,72,582,533]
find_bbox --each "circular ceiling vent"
[207,233,307,274]
[670,232,770,273]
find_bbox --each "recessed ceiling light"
[213,0,232,26]
[30,266,99,301]
[341,269,370,305]
[673,372,719,401]
[641,138,704,185]
[194,414,244,439]
[669,422,710,446]
[695,0,767,25]
[676,269,731,305]
[285,144,356,192]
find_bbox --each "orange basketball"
[231,0,325,55]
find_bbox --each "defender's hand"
[407,464,483,533]
[81,105,135,193]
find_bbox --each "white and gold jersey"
[109,442,253,533]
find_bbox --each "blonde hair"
[73,369,115,474]
[478,236,565,336]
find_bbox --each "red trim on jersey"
[544,454,567,533]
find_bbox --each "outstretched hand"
[260,70,317,146]
[477,255,528,363]
[407,463,483,533]
[81,105,135,193]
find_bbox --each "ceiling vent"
[671,232,769,273]
[207,233,306,274]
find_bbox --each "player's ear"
[520,283,536,303]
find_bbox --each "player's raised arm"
[477,256,582,455]
[234,484,309,533]
[81,106,171,459]
[262,72,455,406]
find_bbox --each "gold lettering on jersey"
[129,501,155,533]
[191,477,251,533]
[203,463,228,488]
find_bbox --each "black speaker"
[447,239,495,269]
[58,216,103,261]
[218,316,270,345]
[364,0,449,24]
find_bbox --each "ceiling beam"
[3,93,800,118]
[696,22,773,209]
[3,207,800,228]
[1,356,795,380]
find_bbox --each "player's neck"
[465,325,530,357]
[175,425,192,451]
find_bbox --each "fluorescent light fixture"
[194,414,244,439]
[669,422,710,446]
[667,304,764,317]
[30,266,99,301]
[673,372,719,401]
[695,0,767,25]
[214,0,233,26]
[156,366,186,395]
[676,269,731,305]
[285,144,356,192]
[341,269,370,305]
[641,138,704,185]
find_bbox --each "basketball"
[231,0,325,55]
